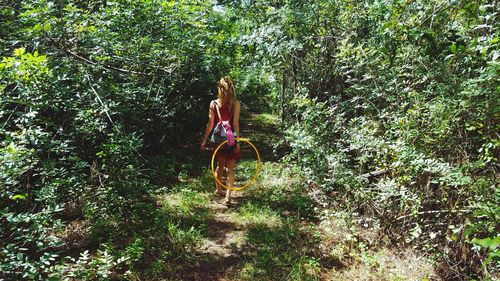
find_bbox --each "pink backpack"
[211,102,235,147]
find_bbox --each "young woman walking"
[200,76,241,205]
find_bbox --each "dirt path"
[182,113,286,280]
[184,195,247,281]
[157,113,300,280]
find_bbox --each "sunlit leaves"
[0,48,49,84]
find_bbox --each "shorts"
[213,142,240,162]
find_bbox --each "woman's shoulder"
[231,100,241,114]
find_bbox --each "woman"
[200,76,241,205]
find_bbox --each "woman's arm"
[200,101,215,150]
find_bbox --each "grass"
[234,202,282,227]
[211,159,322,280]
[243,162,317,220]
[149,151,325,280]
[234,159,259,185]
[236,221,321,281]
[252,113,280,127]
[159,190,214,229]
[317,210,438,281]
[225,161,323,280]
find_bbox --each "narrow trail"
[185,196,247,280]
[156,113,318,280]
[194,112,291,281]
[155,113,438,281]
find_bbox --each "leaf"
[14,47,25,56]
[488,250,500,260]
[450,43,457,53]
[471,236,500,251]
[11,194,28,200]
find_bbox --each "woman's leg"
[225,159,236,204]
[215,158,226,194]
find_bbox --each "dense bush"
[227,0,499,278]
[0,0,240,279]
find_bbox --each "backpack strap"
[229,103,235,126]
[214,100,223,124]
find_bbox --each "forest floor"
[154,113,438,281]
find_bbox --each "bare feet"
[224,189,232,206]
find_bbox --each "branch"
[396,209,471,221]
[417,1,455,29]
[65,49,148,76]
[358,168,392,179]
[84,73,114,125]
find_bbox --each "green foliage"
[0,206,64,280]
[471,236,500,268]
[0,48,49,84]
[0,0,241,279]
[229,0,499,278]
[49,249,129,280]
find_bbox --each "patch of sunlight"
[236,220,321,281]
[166,220,203,253]
[158,189,214,222]
[242,163,312,211]
[318,210,437,281]
[253,113,279,126]
[238,263,260,281]
[233,202,282,227]
[171,169,215,193]
[234,159,259,185]
[250,162,301,192]
[327,248,437,281]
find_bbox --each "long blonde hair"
[217,76,236,109]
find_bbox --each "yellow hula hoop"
[211,138,261,191]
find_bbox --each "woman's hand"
[200,140,207,151]
[235,143,240,153]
